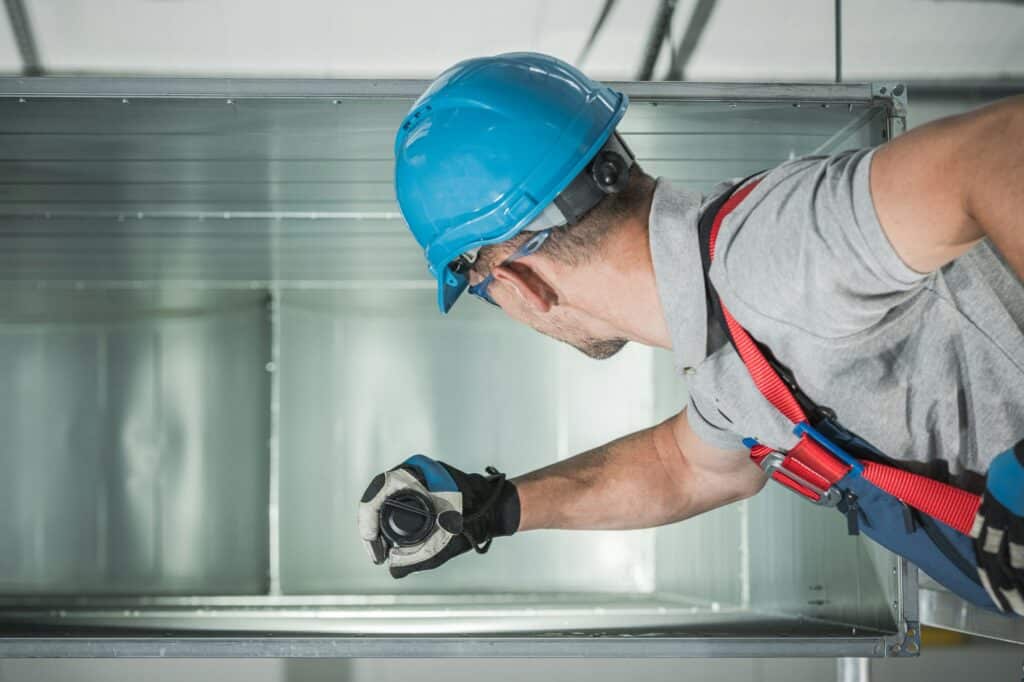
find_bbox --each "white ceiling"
[0,0,1021,80]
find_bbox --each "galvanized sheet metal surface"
[0,94,884,285]
[0,79,907,655]
[278,289,663,594]
[0,291,271,595]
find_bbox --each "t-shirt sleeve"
[712,147,930,339]
[686,391,748,452]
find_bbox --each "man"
[358,53,1024,613]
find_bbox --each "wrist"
[493,479,521,536]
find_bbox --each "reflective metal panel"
[0,78,908,656]
[0,593,891,637]
[277,290,661,594]
[747,487,895,632]
[0,92,885,286]
[919,577,1024,646]
[0,291,270,595]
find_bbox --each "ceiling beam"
[4,0,42,76]
[637,0,678,81]
[665,0,717,81]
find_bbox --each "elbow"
[732,464,769,502]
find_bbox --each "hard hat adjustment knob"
[590,149,631,194]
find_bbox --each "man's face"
[478,272,628,360]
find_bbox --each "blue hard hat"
[394,52,629,313]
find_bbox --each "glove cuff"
[493,479,521,537]
[987,439,1024,516]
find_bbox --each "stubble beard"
[529,315,629,360]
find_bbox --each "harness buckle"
[758,451,843,507]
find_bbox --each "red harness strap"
[709,180,981,535]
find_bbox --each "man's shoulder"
[709,147,931,341]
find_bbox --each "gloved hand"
[972,439,1024,615]
[357,455,520,579]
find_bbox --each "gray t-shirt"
[649,148,1024,494]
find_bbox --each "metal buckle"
[759,451,842,507]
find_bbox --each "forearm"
[512,412,763,532]
[513,419,690,532]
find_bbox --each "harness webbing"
[708,179,981,535]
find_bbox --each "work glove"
[972,439,1024,615]
[357,455,520,579]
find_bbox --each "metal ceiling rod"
[637,0,678,81]
[835,0,843,83]
[4,0,42,76]
[836,657,870,682]
[576,0,618,68]
[665,0,717,81]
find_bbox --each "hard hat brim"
[438,265,470,314]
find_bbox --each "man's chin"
[571,337,628,360]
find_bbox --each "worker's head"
[395,52,652,358]
[462,166,656,359]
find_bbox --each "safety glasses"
[466,229,552,307]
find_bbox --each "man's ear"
[492,261,558,312]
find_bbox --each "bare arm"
[513,409,766,532]
[871,95,1024,279]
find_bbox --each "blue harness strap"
[817,421,997,611]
